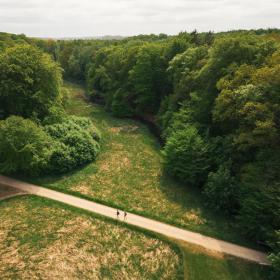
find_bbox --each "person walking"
[124,211,127,220]
[116,209,120,219]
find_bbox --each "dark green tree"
[0,44,62,119]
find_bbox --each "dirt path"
[0,185,26,201]
[0,175,269,265]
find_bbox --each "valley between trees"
[0,30,279,278]
[31,83,258,247]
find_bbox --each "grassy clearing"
[0,196,182,280]
[29,83,259,248]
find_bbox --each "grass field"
[29,83,260,248]
[0,196,183,279]
[180,242,270,280]
[0,196,270,280]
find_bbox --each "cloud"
[0,0,279,37]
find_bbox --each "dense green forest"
[0,30,279,277]
[0,34,101,175]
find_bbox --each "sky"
[0,0,279,38]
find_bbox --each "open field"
[0,196,182,279]
[29,83,260,248]
[0,175,268,264]
[0,196,270,280]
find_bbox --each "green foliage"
[237,161,280,242]
[2,30,280,261]
[203,161,239,214]
[214,84,277,150]
[0,116,52,175]
[82,32,280,250]
[129,43,171,113]
[111,89,134,117]
[163,126,209,187]
[269,231,280,279]
[63,130,100,165]
[157,34,280,249]
[45,116,100,173]
[48,142,75,173]
[0,44,62,119]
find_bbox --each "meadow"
[0,195,183,279]
[0,195,270,280]
[30,83,260,249]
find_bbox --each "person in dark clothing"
[116,209,120,219]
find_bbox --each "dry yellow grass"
[0,196,182,280]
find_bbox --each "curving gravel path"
[0,175,270,265]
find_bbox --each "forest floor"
[30,83,258,248]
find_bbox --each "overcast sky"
[0,0,279,37]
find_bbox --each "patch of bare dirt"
[110,125,139,134]
[183,209,206,225]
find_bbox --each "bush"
[163,125,209,187]
[44,116,101,173]
[47,142,75,174]
[64,131,100,166]
[69,115,92,129]
[203,161,239,214]
[0,116,52,175]
[42,106,67,125]
[89,125,102,142]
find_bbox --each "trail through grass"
[31,83,260,248]
[0,196,270,280]
[0,196,182,279]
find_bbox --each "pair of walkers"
[116,209,127,220]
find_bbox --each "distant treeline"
[0,30,280,277]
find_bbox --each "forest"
[0,30,279,278]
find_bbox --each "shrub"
[163,125,209,187]
[0,116,52,175]
[44,116,101,173]
[64,131,100,166]
[42,106,67,125]
[69,115,92,129]
[89,125,102,142]
[47,142,75,174]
